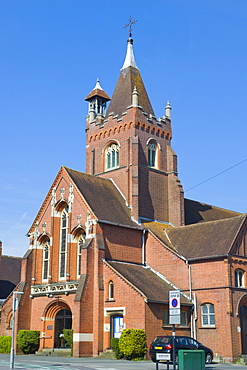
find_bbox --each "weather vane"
[124,16,137,37]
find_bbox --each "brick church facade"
[1,35,247,362]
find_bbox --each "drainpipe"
[185,260,193,338]
[186,260,192,301]
[142,229,147,265]
[193,292,197,340]
[180,256,193,337]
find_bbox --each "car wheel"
[205,352,213,364]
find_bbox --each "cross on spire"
[124,16,137,37]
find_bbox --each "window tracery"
[105,143,119,170]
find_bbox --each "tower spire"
[122,17,138,70]
[121,37,138,70]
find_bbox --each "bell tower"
[85,35,184,227]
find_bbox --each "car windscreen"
[154,336,170,343]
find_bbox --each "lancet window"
[42,239,50,281]
[148,140,157,167]
[59,209,68,279]
[105,143,119,170]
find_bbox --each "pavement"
[0,354,246,370]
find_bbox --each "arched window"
[148,140,157,167]
[59,209,68,279]
[201,303,215,327]
[105,143,119,170]
[77,233,86,277]
[108,281,114,300]
[7,312,13,329]
[42,239,50,281]
[235,269,245,287]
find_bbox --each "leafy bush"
[111,337,122,359]
[0,336,11,353]
[63,329,73,355]
[118,329,146,360]
[16,330,40,354]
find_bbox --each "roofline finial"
[124,16,137,38]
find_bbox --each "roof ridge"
[169,213,247,231]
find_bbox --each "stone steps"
[36,348,71,357]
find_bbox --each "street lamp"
[10,291,24,369]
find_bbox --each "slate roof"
[185,198,242,225]
[105,261,192,305]
[0,256,21,285]
[65,167,139,228]
[106,66,154,118]
[0,255,22,299]
[146,215,246,260]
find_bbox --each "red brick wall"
[102,224,142,263]
[86,106,184,226]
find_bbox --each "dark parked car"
[149,335,213,364]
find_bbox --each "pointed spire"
[106,36,154,117]
[85,79,111,102]
[121,37,138,70]
[132,86,139,107]
[165,100,172,119]
[93,78,103,90]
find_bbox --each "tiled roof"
[142,221,176,252]
[144,215,246,260]
[166,215,246,260]
[106,66,154,117]
[65,167,139,228]
[85,88,111,102]
[0,256,21,284]
[185,198,242,225]
[106,261,191,305]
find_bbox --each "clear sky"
[1,0,247,257]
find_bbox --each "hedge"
[0,336,11,353]
[111,337,122,359]
[16,330,40,354]
[63,329,73,355]
[118,329,146,360]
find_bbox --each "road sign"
[169,290,180,324]
[169,290,180,313]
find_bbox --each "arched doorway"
[54,308,72,348]
[240,305,247,354]
[110,314,123,340]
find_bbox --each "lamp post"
[10,291,23,369]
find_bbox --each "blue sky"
[1,0,247,256]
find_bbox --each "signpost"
[169,290,180,369]
[10,291,23,369]
[154,290,181,370]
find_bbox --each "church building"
[1,33,247,363]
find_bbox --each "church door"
[54,308,72,348]
[110,314,123,340]
[240,305,247,353]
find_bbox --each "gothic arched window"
[105,143,119,170]
[148,140,158,167]
[59,209,68,279]
[77,232,86,277]
[108,280,114,300]
[42,239,50,281]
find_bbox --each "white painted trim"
[104,306,126,317]
[73,333,93,342]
